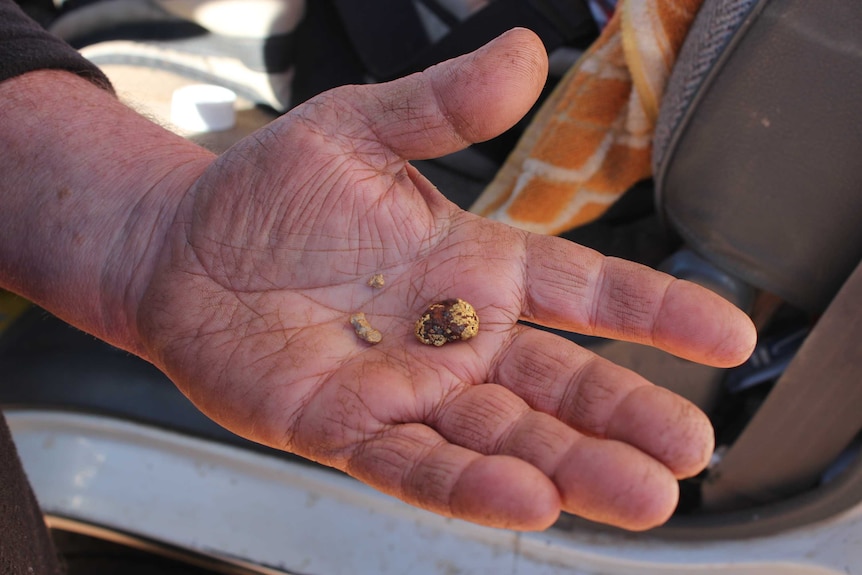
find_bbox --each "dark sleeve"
[0,0,111,90]
[0,412,64,575]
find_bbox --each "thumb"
[334,28,548,161]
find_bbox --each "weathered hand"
[139,29,755,531]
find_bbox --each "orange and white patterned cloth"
[470,0,704,235]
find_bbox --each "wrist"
[0,70,214,356]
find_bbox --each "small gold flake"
[367,274,385,289]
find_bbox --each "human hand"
[138,29,756,531]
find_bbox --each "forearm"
[0,70,214,357]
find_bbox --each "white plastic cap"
[170,84,237,133]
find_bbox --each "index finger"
[521,234,757,367]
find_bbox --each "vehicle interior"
[1,0,860,573]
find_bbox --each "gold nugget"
[350,312,382,344]
[414,298,479,346]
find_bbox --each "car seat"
[651,0,862,512]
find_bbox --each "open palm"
[138,30,755,531]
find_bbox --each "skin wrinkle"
[448,457,488,519]
[323,95,402,171]
[572,358,649,437]
[506,413,578,473]
[104,167,208,349]
[558,354,607,433]
[408,442,467,515]
[401,214,454,278]
[159,295,232,355]
[230,364,279,438]
[238,332,304,381]
[403,164,457,231]
[648,277,676,349]
[264,136,342,203]
[289,165,349,231]
[352,423,432,502]
[362,179,425,261]
[388,354,437,422]
[299,382,370,459]
[525,268,577,323]
[405,261,436,311]
[586,256,610,338]
[434,385,524,453]
[105,161,206,353]
[403,254,457,301]
[364,95,436,160]
[487,321,523,386]
[346,425,409,481]
[510,338,574,409]
[245,373,320,447]
[576,381,622,437]
[508,351,557,407]
[350,352,408,405]
[425,67,473,152]
[607,285,656,338]
[420,355,471,399]
[504,229,530,319]
[487,400,533,456]
[247,127,277,157]
[492,333,540,371]
[276,383,316,452]
[380,429,422,475]
[550,437,592,501]
[246,178,289,250]
[599,260,670,341]
[273,350,368,453]
[523,235,593,325]
[349,424,428,497]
